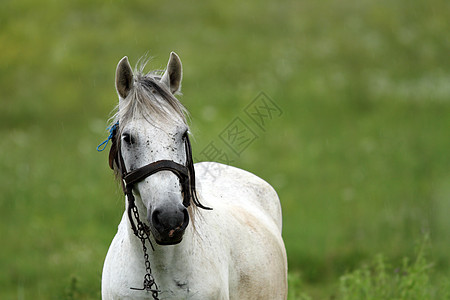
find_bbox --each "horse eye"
[122,133,135,145]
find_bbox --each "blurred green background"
[1,0,449,298]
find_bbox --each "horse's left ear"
[161,52,183,94]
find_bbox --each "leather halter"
[107,124,210,237]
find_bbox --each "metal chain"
[129,204,160,300]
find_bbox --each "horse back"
[195,162,283,232]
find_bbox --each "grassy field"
[1,0,449,299]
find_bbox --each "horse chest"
[146,260,228,299]
[106,266,225,300]
[103,230,227,299]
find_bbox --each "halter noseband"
[120,151,191,207]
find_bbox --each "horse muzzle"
[149,206,189,245]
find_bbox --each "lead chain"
[129,204,160,299]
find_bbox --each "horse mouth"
[151,224,187,245]
[153,230,185,245]
[168,228,178,238]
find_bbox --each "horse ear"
[115,56,134,99]
[160,52,183,94]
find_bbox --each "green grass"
[1,0,449,298]
[288,236,450,299]
[338,236,450,300]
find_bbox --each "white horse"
[100,52,287,300]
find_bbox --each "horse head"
[113,53,194,245]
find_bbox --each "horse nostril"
[151,209,164,233]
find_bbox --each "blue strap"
[97,122,119,152]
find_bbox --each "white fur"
[101,53,287,300]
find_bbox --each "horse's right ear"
[115,56,134,99]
